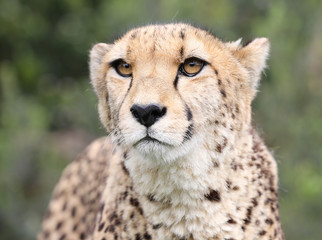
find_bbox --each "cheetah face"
[90,24,269,162]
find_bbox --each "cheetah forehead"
[108,23,223,64]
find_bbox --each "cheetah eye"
[180,57,206,77]
[112,59,132,77]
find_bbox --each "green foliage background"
[0,0,321,239]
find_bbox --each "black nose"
[130,104,167,127]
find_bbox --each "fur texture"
[38,23,284,240]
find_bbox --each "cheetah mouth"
[136,136,162,145]
[134,135,171,147]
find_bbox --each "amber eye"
[112,59,132,77]
[180,57,205,77]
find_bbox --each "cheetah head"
[90,24,269,162]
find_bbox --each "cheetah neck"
[122,128,253,239]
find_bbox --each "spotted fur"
[38,23,284,240]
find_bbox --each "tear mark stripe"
[185,104,193,121]
[174,75,179,89]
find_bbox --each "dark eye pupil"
[123,64,129,68]
[189,62,196,67]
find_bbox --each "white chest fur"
[123,135,251,239]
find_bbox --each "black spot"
[216,144,222,153]
[71,206,76,217]
[265,198,274,205]
[243,207,253,225]
[115,218,121,226]
[138,207,144,215]
[62,202,67,211]
[243,218,251,225]
[130,197,140,207]
[108,212,117,222]
[121,162,129,175]
[227,218,237,224]
[220,89,227,98]
[214,69,218,75]
[56,221,63,230]
[180,29,185,39]
[274,229,278,237]
[226,180,232,189]
[213,161,219,168]
[152,223,163,229]
[205,189,221,202]
[246,207,253,220]
[135,233,142,240]
[235,105,240,114]
[258,230,267,236]
[265,218,274,225]
[73,224,78,231]
[59,234,66,240]
[80,232,86,239]
[218,79,222,85]
[251,198,258,207]
[147,194,156,202]
[121,190,128,200]
[98,222,105,231]
[130,31,138,39]
[252,141,261,153]
[180,47,184,58]
[105,225,115,233]
[144,232,152,240]
[222,137,228,148]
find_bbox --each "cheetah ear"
[225,38,242,49]
[89,43,112,95]
[89,43,113,131]
[229,38,270,91]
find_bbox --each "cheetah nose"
[130,104,167,128]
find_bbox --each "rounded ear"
[89,43,112,96]
[227,38,270,93]
[89,43,113,131]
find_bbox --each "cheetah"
[38,23,284,240]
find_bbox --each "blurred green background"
[0,0,321,239]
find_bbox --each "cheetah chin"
[131,132,200,163]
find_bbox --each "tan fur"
[38,23,284,240]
